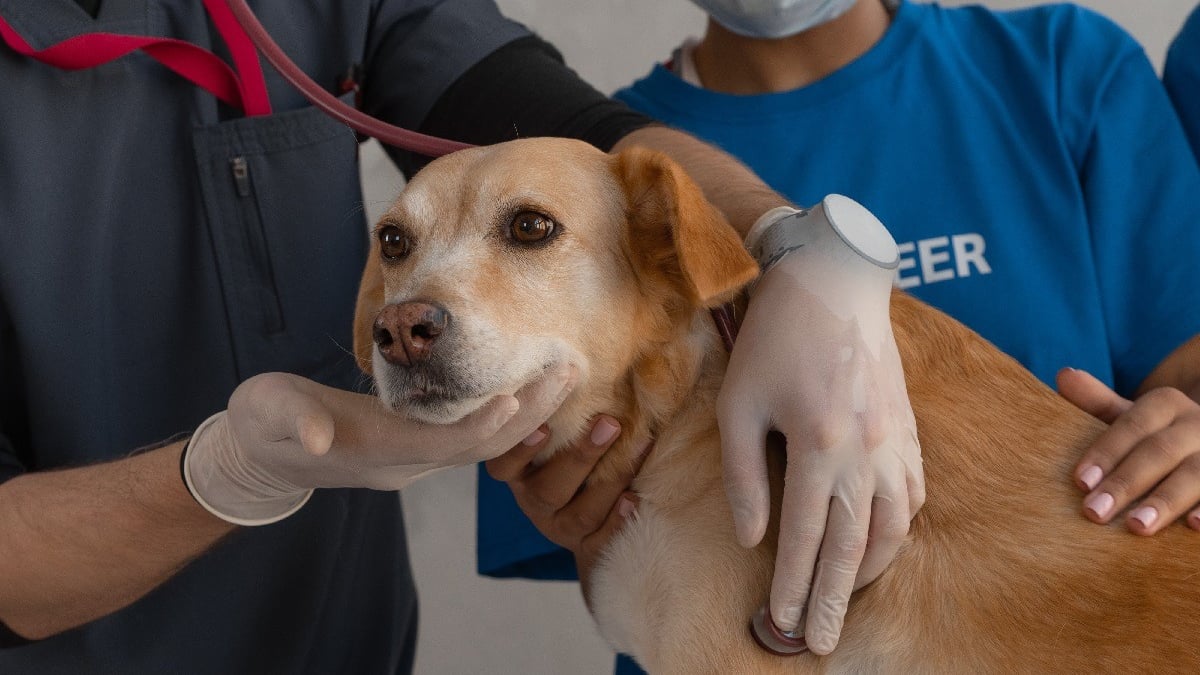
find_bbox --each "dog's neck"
[550,307,727,483]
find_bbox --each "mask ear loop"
[223,0,472,157]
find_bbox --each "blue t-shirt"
[478,3,1200,671]
[1165,3,1200,161]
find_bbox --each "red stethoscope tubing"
[0,0,471,158]
[224,0,472,158]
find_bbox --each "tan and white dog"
[353,137,1200,673]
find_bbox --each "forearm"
[0,441,234,639]
[611,126,789,236]
[1138,335,1200,403]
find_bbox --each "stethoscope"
[221,0,470,157]
[0,0,470,158]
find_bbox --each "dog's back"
[593,291,1200,674]
[835,292,1200,672]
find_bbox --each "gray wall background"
[356,1,1197,673]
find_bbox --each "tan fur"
[354,138,1200,674]
[353,239,384,375]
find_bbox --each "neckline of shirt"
[637,0,928,123]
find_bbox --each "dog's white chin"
[399,394,495,425]
[373,341,581,426]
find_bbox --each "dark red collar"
[710,304,739,353]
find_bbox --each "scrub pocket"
[192,94,369,389]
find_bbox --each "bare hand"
[1057,367,1200,534]
[485,416,649,584]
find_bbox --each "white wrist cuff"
[746,195,899,281]
[182,411,313,527]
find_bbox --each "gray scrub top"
[0,0,526,672]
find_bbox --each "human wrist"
[745,195,899,293]
[181,411,313,527]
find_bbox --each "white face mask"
[689,0,859,39]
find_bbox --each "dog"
[353,137,1200,673]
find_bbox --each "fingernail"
[1189,512,1200,530]
[618,494,637,519]
[521,428,547,447]
[1079,465,1103,491]
[773,606,803,633]
[590,418,620,446]
[1084,492,1114,519]
[634,438,654,458]
[1129,506,1158,529]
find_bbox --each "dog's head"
[354,137,758,463]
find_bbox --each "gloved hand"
[183,365,576,526]
[717,197,923,655]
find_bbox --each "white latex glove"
[183,365,576,526]
[717,196,923,655]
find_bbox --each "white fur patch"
[588,504,680,671]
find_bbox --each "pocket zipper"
[231,156,252,197]
[228,155,284,333]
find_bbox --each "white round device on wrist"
[819,194,899,269]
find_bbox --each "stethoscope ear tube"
[224,0,473,157]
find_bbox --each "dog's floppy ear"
[353,242,384,376]
[611,147,759,307]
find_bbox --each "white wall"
[360,2,1197,674]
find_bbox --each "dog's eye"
[378,225,412,260]
[509,211,556,244]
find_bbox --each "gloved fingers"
[231,372,338,457]
[862,381,924,521]
[365,461,445,491]
[295,406,337,457]
[904,429,926,515]
[853,491,909,589]
[768,462,835,633]
[435,394,525,462]
[856,346,898,451]
[395,364,575,463]
[801,491,871,656]
[465,360,578,458]
[878,401,924,517]
[715,395,772,548]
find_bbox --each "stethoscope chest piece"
[749,605,809,656]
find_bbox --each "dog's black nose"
[373,301,450,366]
